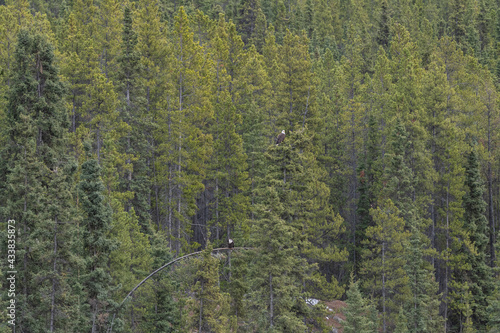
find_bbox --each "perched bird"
[228,238,234,249]
[276,130,286,145]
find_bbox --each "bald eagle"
[276,130,286,145]
[228,239,234,249]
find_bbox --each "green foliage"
[2,1,500,332]
[79,149,118,332]
[0,29,81,332]
[461,146,494,330]
[343,277,377,333]
[362,199,410,331]
[189,241,236,332]
[487,277,500,332]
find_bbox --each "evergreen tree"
[361,199,410,333]
[250,176,310,332]
[276,29,315,131]
[116,5,152,232]
[356,115,381,274]
[190,241,236,332]
[315,48,345,225]
[143,232,181,333]
[380,120,416,225]
[134,0,168,233]
[205,14,249,247]
[394,307,409,333]
[0,1,31,144]
[487,277,500,332]
[404,224,442,333]
[343,277,376,333]
[155,6,213,254]
[249,129,345,331]
[95,0,122,80]
[0,29,80,332]
[376,0,390,48]
[78,144,118,333]
[108,199,153,331]
[462,146,494,330]
[238,0,263,45]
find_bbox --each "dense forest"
[0,0,500,332]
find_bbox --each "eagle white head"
[276,130,286,145]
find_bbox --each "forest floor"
[323,300,347,332]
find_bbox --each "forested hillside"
[0,0,499,332]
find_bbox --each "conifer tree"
[394,307,410,333]
[0,29,82,332]
[376,0,390,48]
[422,47,471,330]
[276,29,315,131]
[312,0,334,47]
[203,14,250,247]
[0,1,31,143]
[108,199,153,331]
[343,277,376,333]
[116,5,152,232]
[133,0,168,232]
[78,144,118,333]
[356,115,382,269]
[234,44,272,224]
[249,129,345,330]
[404,224,442,333]
[155,6,213,254]
[144,232,181,332]
[487,278,500,332]
[190,241,236,332]
[462,146,494,330]
[95,0,122,80]
[330,26,369,271]
[315,48,345,219]
[362,199,410,333]
[380,120,417,224]
[238,0,262,45]
[250,176,310,332]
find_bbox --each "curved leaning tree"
[108,247,253,332]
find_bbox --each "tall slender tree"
[461,146,494,330]
[78,144,118,333]
[0,29,80,332]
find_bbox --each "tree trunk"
[269,273,274,328]
[199,280,204,333]
[486,94,496,266]
[382,240,386,333]
[50,217,58,332]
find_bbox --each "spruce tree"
[0,29,80,332]
[362,199,410,333]
[276,29,315,131]
[205,14,249,247]
[343,277,376,333]
[238,0,262,45]
[116,5,152,232]
[487,278,500,332]
[249,129,345,331]
[144,232,181,332]
[78,144,118,333]
[155,6,213,254]
[190,241,235,332]
[404,224,443,333]
[462,146,494,330]
[394,307,409,333]
[356,114,381,274]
